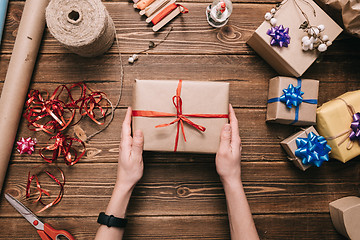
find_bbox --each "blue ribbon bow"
[295,132,331,167]
[268,78,318,124]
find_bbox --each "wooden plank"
[0,162,358,217]
[0,214,346,239]
[0,55,359,109]
[1,3,359,55]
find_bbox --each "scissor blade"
[5,193,44,231]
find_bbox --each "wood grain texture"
[1,0,360,239]
[0,214,347,239]
[1,2,360,55]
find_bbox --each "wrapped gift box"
[317,90,360,163]
[132,80,229,153]
[266,76,319,125]
[280,126,331,171]
[247,0,342,77]
[329,196,360,239]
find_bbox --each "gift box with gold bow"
[317,90,360,163]
[266,76,319,125]
[132,80,229,153]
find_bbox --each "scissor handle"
[37,223,76,240]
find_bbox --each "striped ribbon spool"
[46,0,115,57]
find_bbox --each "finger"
[218,124,232,154]
[121,107,132,138]
[229,104,241,150]
[120,107,133,150]
[131,130,144,161]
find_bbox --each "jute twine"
[46,0,115,57]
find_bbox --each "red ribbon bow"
[132,80,228,151]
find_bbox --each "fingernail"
[224,124,231,131]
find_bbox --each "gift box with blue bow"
[267,76,319,125]
[280,126,331,171]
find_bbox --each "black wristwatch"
[97,212,128,228]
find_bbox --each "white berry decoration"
[128,56,134,64]
[270,18,277,26]
[317,24,325,32]
[318,43,327,52]
[300,22,331,52]
[265,12,272,20]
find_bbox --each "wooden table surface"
[1,0,360,239]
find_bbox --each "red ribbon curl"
[132,80,228,152]
[39,132,86,166]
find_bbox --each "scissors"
[5,193,75,240]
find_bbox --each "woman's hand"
[215,104,242,184]
[116,107,144,189]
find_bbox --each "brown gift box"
[247,0,342,77]
[280,126,320,171]
[329,196,360,239]
[266,76,319,125]
[132,80,229,153]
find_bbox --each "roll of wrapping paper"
[0,0,49,193]
[0,0,9,44]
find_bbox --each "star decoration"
[267,25,291,47]
[280,84,304,108]
[17,137,37,155]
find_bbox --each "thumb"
[131,130,144,161]
[219,124,231,152]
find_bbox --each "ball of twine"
[46,0,115,57]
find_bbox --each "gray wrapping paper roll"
[46,0,115,57]
[0,0,49,193]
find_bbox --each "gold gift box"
[132,80,229,153]
[316,90,360,163]
[247,0,342,77]
[266,76,319,125]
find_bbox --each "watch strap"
[97,212,128,228]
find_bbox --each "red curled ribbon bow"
[132,80,229,151]
[24,83,108,135]
[39,132,86,166]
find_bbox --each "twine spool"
[46,0,115,57]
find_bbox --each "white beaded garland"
[132,54,138,60]
[317,24,325,32]
[270,8,276,14]
[326,40,332,46]
[128,56,134,64]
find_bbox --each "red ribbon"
[24,83,108,134]
[132,80,228,151]
[39,132,86,166]
[151,3,189,25]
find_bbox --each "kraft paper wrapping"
[266,76,319,125]
[317,0,360,38]
[132,80,229,153]
[280,126,319,171]
[316,90,360,163]
[0,0,49,193]
[247,0,342,77]
[329,196,360,239]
